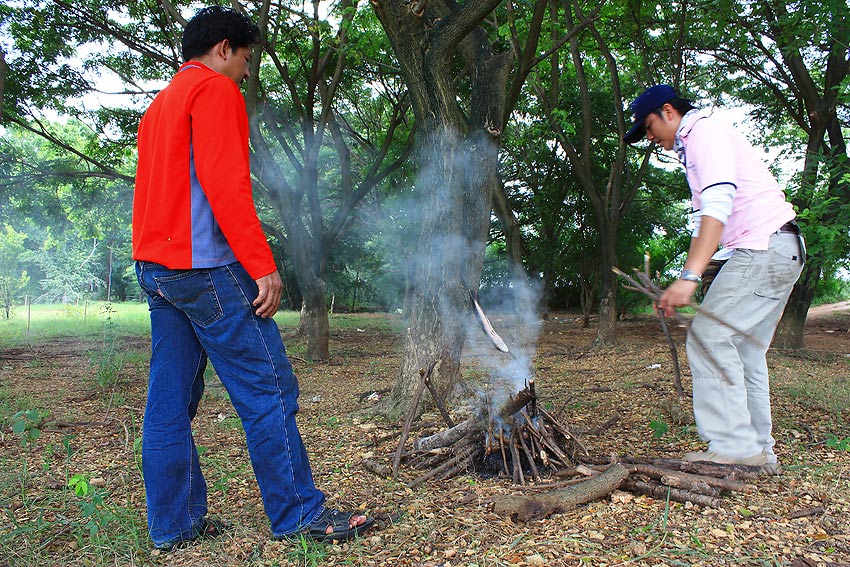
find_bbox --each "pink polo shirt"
[680,110,795,251]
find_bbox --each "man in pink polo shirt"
[625,85,805,470]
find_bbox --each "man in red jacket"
[133,6,372,549]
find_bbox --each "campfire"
[388,292,587,488]
[362,286,770,523]
[401,379,587,488]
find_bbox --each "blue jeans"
[135,261,325,547]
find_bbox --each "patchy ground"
[0,311,849,567]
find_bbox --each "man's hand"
[253,270,283,318]
[657,279,699,317]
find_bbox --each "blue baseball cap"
[624,84,677,144]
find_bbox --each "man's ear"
[214,38,232,59]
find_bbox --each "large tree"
[1,1,413,358]
[371,0,577,415]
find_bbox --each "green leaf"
[649,419,669,439]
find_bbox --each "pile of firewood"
[492,454,764,521]
[399,381,587,488]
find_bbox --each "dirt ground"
[1,309,848,567]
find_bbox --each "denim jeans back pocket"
[154,270,224,327]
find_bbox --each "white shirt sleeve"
[699,182,736,225]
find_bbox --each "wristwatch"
[680,269,701,283]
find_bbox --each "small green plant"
[825,435,850,451]
[325,416,340,428]
[11,409,43,446]
[68,474,114,538]
[648,418,670,439]
[286,534,330,567]
[68,473,90,497]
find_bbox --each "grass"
[0,301,403,349]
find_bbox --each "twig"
[407,444,478,488]
[656,309,685,401]
[424,372,456,428]
[392,360,437,477]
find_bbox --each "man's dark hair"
[182,6,261,62]
[652,96,697,118]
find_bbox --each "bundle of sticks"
[400,381,587,488]
[491,454,762,521]
[614,264,766,388]
[580,455,761,508]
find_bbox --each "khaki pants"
[686,232,804,461]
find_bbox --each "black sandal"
[300,508,375,543]
[157,517,231,551]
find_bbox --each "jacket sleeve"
[189,76,277,280]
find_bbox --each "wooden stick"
[656,309,686,401]
[362,458,392,478]
[622,478,721,508]
[424,372,456,428]
[392,360,437,476]
[518,430,541,482]
[660,474,720,496]
[438,448,484,480]
[492,463,630,522]
[499,428,510,476]
[414,418,477,451]
[407,444,478,488]
[509,428,525,484]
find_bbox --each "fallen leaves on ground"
[0,312,848,566]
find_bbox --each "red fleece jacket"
[133,61,276,280]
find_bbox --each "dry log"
[362,458,391,478]
[659,474,720,497]
[491,463,629,522]
[613,463,755,493]
[622,478,721,508]
[582,455,763,481]
[497,387,535,422]
[414,418,478,452]
[650,458,764,481]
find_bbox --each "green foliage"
[825,435,850,452]
[648,418,670,439]
[67,473,89,497]
[0,224,31,318]
[11,409,43,446]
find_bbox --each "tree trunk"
[773,261,818,349]
[296,280,330,362]
[373,0,510,419]
[592,223,618,347]
[285,220,331,361]
[383,126,471,418]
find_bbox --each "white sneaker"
[683,451,768,466]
